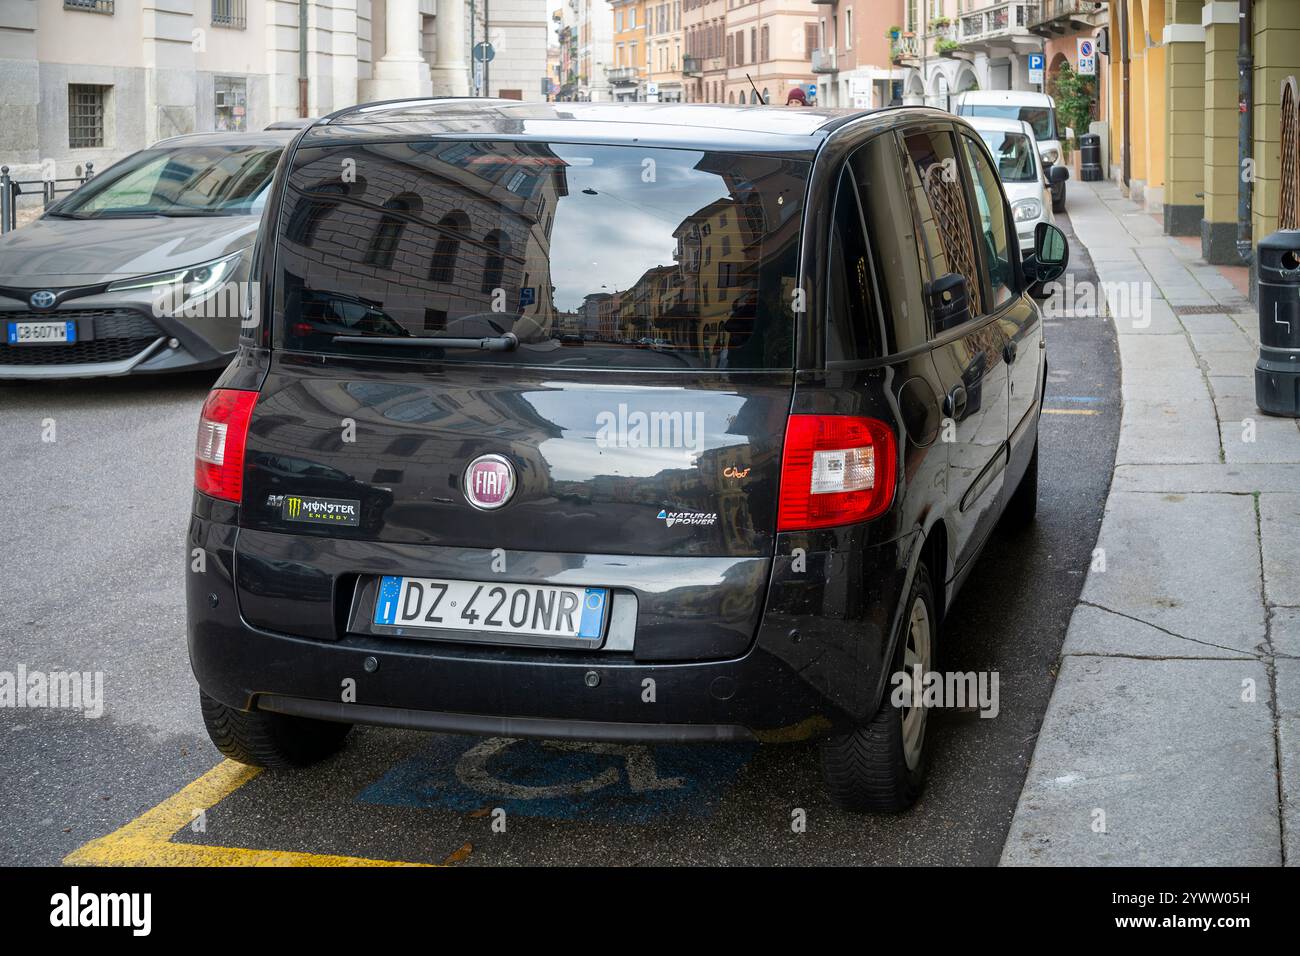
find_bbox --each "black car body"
[188,100,1065,810]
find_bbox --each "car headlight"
[107,251,242,302]
[1041,148,1060,166]
[1014,199,1043,223]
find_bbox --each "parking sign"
[1028,53,1045,86]
[1078,37,1096,76]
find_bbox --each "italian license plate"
[7,320,76,345]
[373,576,607,641]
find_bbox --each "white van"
[954,90,1072,212]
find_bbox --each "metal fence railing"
[0,164,96,234]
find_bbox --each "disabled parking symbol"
[358,734,756,823]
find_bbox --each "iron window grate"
[64,0,114,12]
[212,0,247,29]
[68,85,108,149]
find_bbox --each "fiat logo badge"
[30,290,56,309]
[463,454,515,510]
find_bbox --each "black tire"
[199,690,351,769]
[819,562,937,813]
[1002,437,1039,531]
[1051,182,1066,214]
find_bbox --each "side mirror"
[926,272,972,335]
[1049,164,1070,185]
[1026,222,1069,288]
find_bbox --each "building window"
[64,0,114,13]
[214,76,247,131]
[68,85,108,149]
[212,0,247,29]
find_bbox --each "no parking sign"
[1078,37,1097,76]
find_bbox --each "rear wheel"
[819,562,936,813]
[199,690,351,769]
[1002,436,1039,531]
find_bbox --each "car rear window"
[977,131,1039,183]
[960,105,1055,141]
[271,141,807,369]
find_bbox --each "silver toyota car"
[0,130,292,379]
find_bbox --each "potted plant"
[1049,61,1096,175]
[930,15,952,33]
[935,38,961,56]
[887,24,902,40]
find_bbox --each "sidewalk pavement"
[1001,180,1298,866]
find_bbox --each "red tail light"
[194,388,258,503]
[777,415,897,531]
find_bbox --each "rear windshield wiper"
[331,332,519,352]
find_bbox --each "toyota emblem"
[463,454,515,510]
[30,290,56,309]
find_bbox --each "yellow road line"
[64,759,430,867]
[1043,408,1099,415]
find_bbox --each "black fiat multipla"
[187,99,1067,811]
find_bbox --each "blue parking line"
[358,735,756,823]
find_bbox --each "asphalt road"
[0,219,1120,865]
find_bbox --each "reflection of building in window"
[286,182,349,246]
[480,230,509,293]
[365,193,421,268]
[429,211,469,283]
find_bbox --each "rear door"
[895,124,1011,577]
[235,138,808,659]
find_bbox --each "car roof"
[956,90,1056,107]
[296,98,950,157]
[963,116,1037,135]
[150,129,298,148]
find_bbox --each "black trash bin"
[1079,133,1102,182]
[1256,230,1300,417]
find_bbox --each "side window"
[848,136,928,352]
[825,167,882,362]
[959,134,1015,310]
[899,128,984,317]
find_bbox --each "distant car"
[965,116,1068,255]
[0,130,294,379]
[954,90,1071,212]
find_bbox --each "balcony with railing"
[958,1,1041,54]
[1030,0,1107,37]
[890,33,921,65]
[606,66,641,86]
[811,49,836,74]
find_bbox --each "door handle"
[944,384,968,421]
[1003,342,1018,365]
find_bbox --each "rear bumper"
[187,511,918,743]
